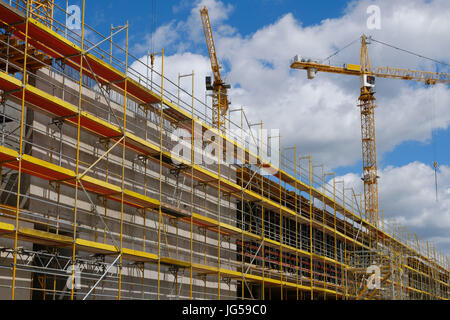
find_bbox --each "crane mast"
[291,35,450,227]
[200,6,230,131]
[359,35,379,226]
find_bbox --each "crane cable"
[320,37,361,64]
[372,36,448,202]
[434,161,438,202]
[149,0,156,88]
[431,85,439,202]
[370,37,450,68]
[321,36,450,68]
[426,77,438,202]
[151,0,156,56]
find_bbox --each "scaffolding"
[0,0,448,300]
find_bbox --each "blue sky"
[58,0,450,254]
[73,0,350,45]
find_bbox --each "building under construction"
[0,0,448,300]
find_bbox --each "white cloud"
[134,22,180,54]
[184,0,234,43]
[134,0,234,55]
[338,162,450,254]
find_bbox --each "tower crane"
[200,6,231,131]
[291,35,450,226]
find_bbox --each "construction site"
[0,0,448,300]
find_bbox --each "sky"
[61,0,450,256]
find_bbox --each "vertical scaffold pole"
[240,109,245,299]
[118,21,129,300]
[69,0,85,301]
[321,171,326,299]
[309,155,313,300]
[217,90,222,300]
[278,136,283,300]
[190,70,195,300]
[332,174,337,300]
[260,121,265,300]
[294,146,298,300]
[11,0,31,300]
[341,183,346,300]
[157,48,164,300]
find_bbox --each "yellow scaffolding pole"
[309,155,313,300]
[157,48,164,300]
[190,70,195,300]
[69,0,85,301]
[11,0,31,301]
[279,140,283,300]
[118,21,129,300]
[260,121,265,300]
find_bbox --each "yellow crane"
[291,35,450,226]
[200,6,231,131]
